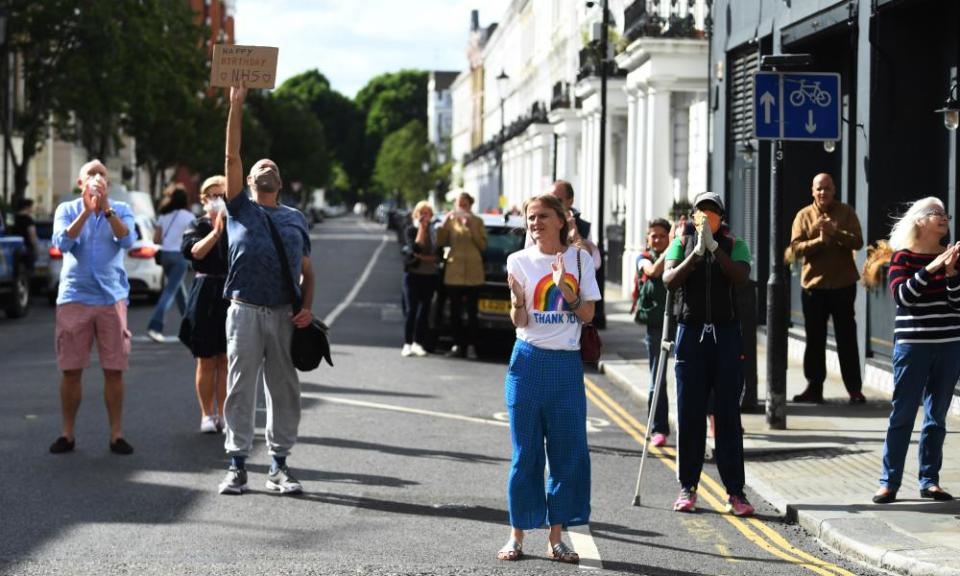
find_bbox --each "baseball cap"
[693,191,724,214]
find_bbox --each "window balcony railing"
[622,0,708,44]
[462,102,550,166]
[577,44,627,82]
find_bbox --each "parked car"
[431,214,526,351]
[47,190,164,304]
[31,220,53,293]
[0,211,31,318]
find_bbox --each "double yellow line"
[583,377,855,576]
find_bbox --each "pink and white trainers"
[651,433,667,447]
[673,488,697,512]
[726,495,755,517]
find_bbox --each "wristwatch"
[104,209,115,219]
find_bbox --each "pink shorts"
[55,301,131,372]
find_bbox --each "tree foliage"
[276,70,362,194]
[355,70,428,195]
[246,91,330,208]
[373,120,430,204]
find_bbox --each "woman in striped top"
[874,197,959,504]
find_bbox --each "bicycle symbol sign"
[753,72,841,141]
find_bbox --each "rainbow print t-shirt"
[506,245,602,350]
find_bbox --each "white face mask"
[207,198,226,214]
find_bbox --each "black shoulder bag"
[260,208,333,370]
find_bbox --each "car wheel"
[6,268,31,318]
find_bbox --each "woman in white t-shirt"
[496,194,602,564]
[147,185,194,341]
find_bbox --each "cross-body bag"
[155,211,185,265]
[260,207,333,371]
[576,248,602,364]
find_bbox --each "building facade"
[427,71,459,164]
[450,0,709,293]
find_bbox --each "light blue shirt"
[53,198,136,306]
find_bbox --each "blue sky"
[234,0,511,98]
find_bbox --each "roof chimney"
[470,10,479,32]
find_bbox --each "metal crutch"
[632,290,676,506]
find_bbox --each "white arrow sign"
[760,92,776,124]
[805,110,817,134]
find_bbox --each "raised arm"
[225,86,247,202]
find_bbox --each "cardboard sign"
[210,44,279,89]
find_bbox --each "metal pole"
[765,139,787,429]
[499,98,505,202]
[597,0,609,297]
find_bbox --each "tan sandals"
[548,541,580,564]
[497,538,578,563]
[497,539,523,561]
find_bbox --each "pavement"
[599,286,960,576]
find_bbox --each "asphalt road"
[0,216,883,576]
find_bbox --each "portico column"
[622,92,640,291]
[644,86,673,226]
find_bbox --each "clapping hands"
[927,242,960,277]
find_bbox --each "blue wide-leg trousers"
[505,339,591,530]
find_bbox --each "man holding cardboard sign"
[217,83,315,496]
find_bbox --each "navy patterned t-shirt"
[224,191,311,307]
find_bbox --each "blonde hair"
[411,200,433,221]
[200,175,226,202]
[888,197,944,250]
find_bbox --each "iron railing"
[622,0,709,44]
[462,101,550,166]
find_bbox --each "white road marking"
[322,236,389,328]
[567,525,603,570]
[300,393,509,428]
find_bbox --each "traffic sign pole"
[753,65,839,430]
[766,140,787,429]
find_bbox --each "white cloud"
[234,0,511,97]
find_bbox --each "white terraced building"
[450,0,709,294]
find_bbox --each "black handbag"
[576,249,602,364]
[261,208,333,371]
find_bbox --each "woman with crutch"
[496,194,602,563]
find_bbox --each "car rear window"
[484,225,525,259]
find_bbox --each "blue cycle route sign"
[753,71,841,141]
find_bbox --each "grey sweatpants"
[224,301,301,458]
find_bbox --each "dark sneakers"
[792,388,825,403]
[109,438,134,455]
[49,436,75,454]
[849,392,867,405]
[218,466,249,495]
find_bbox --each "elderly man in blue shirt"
[49,159,137,456]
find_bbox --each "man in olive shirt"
[789,173,866,404]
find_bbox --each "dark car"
[431,214,526,352]
[0,211,31,318]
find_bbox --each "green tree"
[373,120,430,204]
[246,91,330,208]
[354,70,428,191]
[276,70,362,196]
[1,0,82,205]
[120,1,210,198]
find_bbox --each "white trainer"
[410,343,428,357]
[147,329,164,343]
[401,344,413,357]
[200,416,218,434]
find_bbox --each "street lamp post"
[496,70,509,207]
[0,8,8,206]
